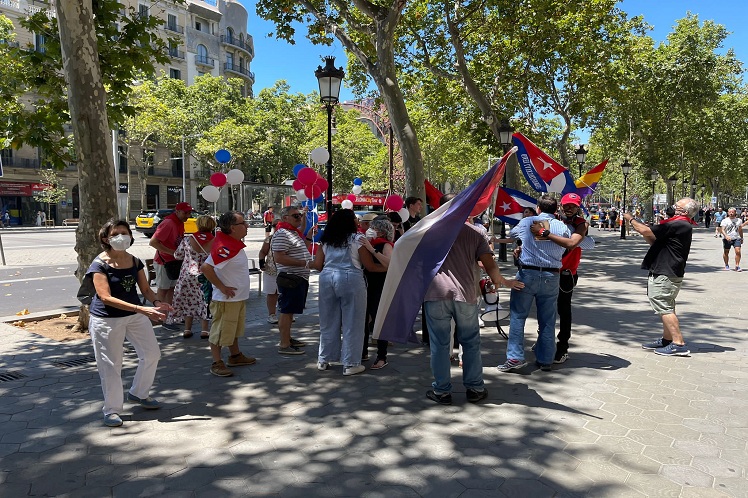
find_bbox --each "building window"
[226,27,234,43]
[138,4,149,18]
[195,20,201,31]
[35,32,46,53]
[1,148,12,166]
[143,148,154,175]
[169,68,181,80]
[171,156,183,177]
[226,52,233,68]
[167,13,177,31]
[239,56,244,71]
[197,44,208,64]
[118,146,128,173]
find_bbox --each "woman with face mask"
[362,218,394,369]
[86,219,172,427]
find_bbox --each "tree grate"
[52,356,97,368]
[0,371,27,383]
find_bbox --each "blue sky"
[241,0,748,102]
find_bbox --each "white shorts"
[262,272,278,295]
[154,263,178,290]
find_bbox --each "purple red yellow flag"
[575,160,609,198]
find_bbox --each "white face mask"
[109,234,131,251]
[365,228,377,239]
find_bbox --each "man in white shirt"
[719,207,743,271]
[201,211,256,377]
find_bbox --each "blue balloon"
[215,149,231,164]
[293,164,306,176]
[353,177,363,186]
[314,195,325,203]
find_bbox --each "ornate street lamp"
[496,119,514,262]
[620,159,632,239]
[575,144,588,177]
[315,56,345,214]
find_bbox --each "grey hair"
[679,197,699,218]
[279,206,299,217]
[370,218,394,242]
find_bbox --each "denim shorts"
[278,277,309,315]
[647,274,683,315]
[723,238,742,250]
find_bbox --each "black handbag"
[76,273,96,305]
[276,272,306,289]
[159,251,183,280]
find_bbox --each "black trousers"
[556,271,578,354]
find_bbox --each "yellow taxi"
[135,209,198,237]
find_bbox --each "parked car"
[135,209,198,237]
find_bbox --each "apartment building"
[0,0,255,225]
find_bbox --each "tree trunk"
[56,0,118,332]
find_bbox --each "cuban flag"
[575,159,609,198]
[494,187,538,225]
[372,148,516,344]
[512,132,576,194]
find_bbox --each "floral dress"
[171,234,211,322]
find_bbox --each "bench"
[62,218,79,226]
[248,259,262,295]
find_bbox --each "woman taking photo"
[172,215,216,339]
[87,219,171,427]
[311,209,384,376]
[364,218,394,370]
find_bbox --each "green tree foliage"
[1,1,179,169]
[33,168,68,222]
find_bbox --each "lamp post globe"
[315,56,345,214]
[620,159,632,239]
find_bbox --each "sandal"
[370,359,388,370]
[200,331,209,339]
[183,331,193,339]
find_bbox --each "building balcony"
[167,47,185,60]
[220,34,253,58]
[164,23,184,35]
[195,55,215,68]
[224,62,254,82]
[0,0,56,18]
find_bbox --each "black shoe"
[426,390,452,405]
[466,388,488,403]
[535,361,552,372]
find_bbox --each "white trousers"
[89,313,161,415]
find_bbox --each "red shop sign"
[0,182,48,196]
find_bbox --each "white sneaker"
[343,364,365,376]
[267,314,278,324]
[317,361,329,371]
[478,317,485,328]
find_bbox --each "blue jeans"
[318,270,367,367]
[424,300,484,394]
[507,269,560,364]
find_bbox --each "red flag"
[210,231,245,262]
[424,179,443,208]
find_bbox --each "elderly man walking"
[624,197,697,356]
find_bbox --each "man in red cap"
[149,202,192,330]
[530,192,595,363]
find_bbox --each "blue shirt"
[510,213,571,268]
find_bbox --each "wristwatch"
[541,229,551,238]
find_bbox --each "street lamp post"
[650,171,658,223]
[620,159,632,239]
[315,56,345,215]
[575,144,588,178]
[497,119,514,262]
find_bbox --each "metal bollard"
[0,234,5,265]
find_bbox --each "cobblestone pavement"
[0,228,746,497]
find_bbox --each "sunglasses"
[287,213,303,219]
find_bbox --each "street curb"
[0,306,80,324]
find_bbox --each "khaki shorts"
[209,301,246,346]
[647,274,683,315]
[154,262,178,290]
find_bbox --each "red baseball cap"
[175,202,193,212]
[560,193,582,206]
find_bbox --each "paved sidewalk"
[0,228,745,497]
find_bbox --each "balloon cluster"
[292,163,327,203]
[341,177,364,210]
[200,149,244,202]
[385,194,410,222]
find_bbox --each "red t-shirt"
[263,210,274,224]
[153,214,184,264]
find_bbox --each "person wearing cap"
[530,193,595,364]
[149,201,192,330]
[358,212,379,234]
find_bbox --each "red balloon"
[292,179,304,191]
[210,172,227,187]
[316,178,329,191]
[304,185,314,198]
[347,194,357,203]
[385,194,404,211]
[310,184,323,199]
[297,167,317,185]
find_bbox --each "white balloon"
[398,208,410,223]
[226,169,245,185]
[201,185,220,203]
[352,185,363,195]
[310,147,330,165]
[296,189,307,201]
[341,199,354,210]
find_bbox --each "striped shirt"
[271,228,311,278]
[510,213,571,268]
